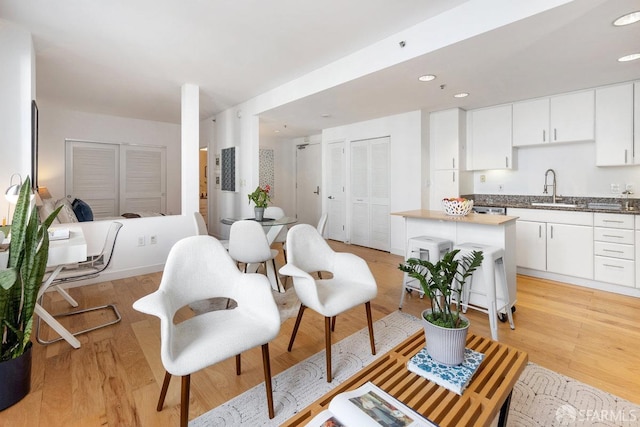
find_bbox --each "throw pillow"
[72,198,94,222]
[38,198,61,224]
[55,198,79,223]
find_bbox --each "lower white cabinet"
[593,213,635,287]
[515,221,546,270]
[512,208,594,280]
[546,223,593,279]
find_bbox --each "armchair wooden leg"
[331,316,336,332]
[365,301,376,355]
[261,344,275,419]
[288,304,306,351]
[180,375,190,427]
[157,371,172,411]
[325,316,332,382]
[236,354,241,375]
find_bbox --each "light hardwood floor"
[2,240,639,426]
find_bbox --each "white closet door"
[120,145,166,214]
[369,138,389,251]
[65,140,119,218]
[350,137,389,251]
[350,141,369,247]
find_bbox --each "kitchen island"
[392,210,519,308]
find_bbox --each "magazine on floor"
[306,381,438,427]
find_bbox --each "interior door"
[295,143,321,226]
[327,141,345,241]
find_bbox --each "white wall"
[0,23,34,221]
[37,100,182,214]
[473,142,640,198]
[323,111,423,255]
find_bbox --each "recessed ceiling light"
[613,11,640,26]
[418,74,436,82]
[453,92,469,98]
[618,53,640,62]
[274,129,280,133]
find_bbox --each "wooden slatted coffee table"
[282,331,528,427]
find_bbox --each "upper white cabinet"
[549,90,595,143]
[429,109,472,207]
[636,82,640,158]
[467,104,512,170]
[595,83,634,166]
[513,98,550,146]
[512,90,595,147]
[431,108,465,170]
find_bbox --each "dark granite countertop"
[462,194,640,215]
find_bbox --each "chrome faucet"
[543,169,557,203]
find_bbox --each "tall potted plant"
[0,176,61,409]
[399,249,483,365]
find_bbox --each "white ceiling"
[1,0,639,139]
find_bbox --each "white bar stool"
[453,243,515,341]
[399,236,453,310]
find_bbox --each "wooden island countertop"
[392,209,518,226]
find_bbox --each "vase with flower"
[248,185,271,221]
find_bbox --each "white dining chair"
[228,220,280,288]
[279,223,377,382]
[133,235,281,425]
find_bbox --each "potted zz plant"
[399,249,483,366]
[0,176,61,410]
[247,185,271,221]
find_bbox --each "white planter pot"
[421,309,469,366]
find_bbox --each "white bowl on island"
[442,198,473,216]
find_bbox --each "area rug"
[188,285,301,323]
[191,311,640,426]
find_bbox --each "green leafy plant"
[247,185,271,208]
[0,176,61,361]
[398,249,483,329]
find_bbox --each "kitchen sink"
[531,202,579,208]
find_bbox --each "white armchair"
[279,223,377,382]
[133,235,281,425]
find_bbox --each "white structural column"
[181,83,200,217]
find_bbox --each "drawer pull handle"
[602,249,624,253]
[602,220,624,223]
[602,234,623,238]
[603,264,624,269]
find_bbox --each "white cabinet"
[513,98,550,146]
[431,170,459,210]
[350,137,389,252]
[512,90,595,147]
[593,213,635,287]
[467,104,512,170]
[429,109,472,208]
[511,208,593,280]
[595,83,634,166]
[515,220,546,270]
[636,216,640,288]
[432,108,465,170]
[547,222,593,279]
[636,82,640,163]
[549,90,595,143]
